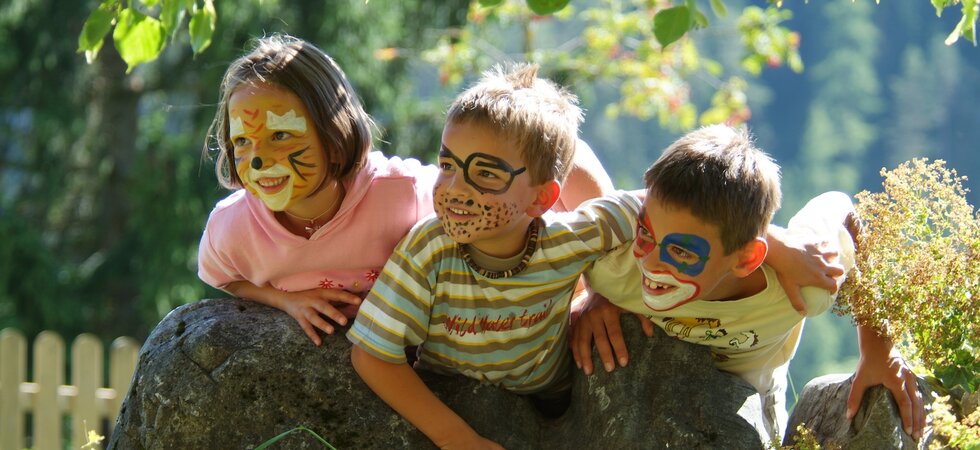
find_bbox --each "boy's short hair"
[643,125,781,254]
[446,63,583,185]
[208,34,375,190]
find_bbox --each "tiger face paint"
[228,82,327,211]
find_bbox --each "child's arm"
[351,346,504,450]
[223,281,361,346]
[834,204,925,440]
[554,139,616,211]
[849,325,925,441]
[764,225,846,315]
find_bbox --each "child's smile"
[443,198,478,220]
[637,267,701,311]
[255,176,288,191]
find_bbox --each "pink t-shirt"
[197,151,437,297]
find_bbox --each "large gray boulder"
[108,298,768,449]
[785,373,935,449]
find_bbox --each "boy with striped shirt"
[347,63,641,449]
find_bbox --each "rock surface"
[785,373,936,449]
[108,298,770,449]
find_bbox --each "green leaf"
[653,6,692,48]
[710,0,728,17]
[160,0,184,39]
[141,0,161,6]
[945,16,965,45]
[255,426,337,450]
[962,0,978,45]
[188,0,216,54]
[78,5,114,62]
[479,0,506,6]
[931,0,946,16]
[787,52,804,72]
[112,8,166,72]
[693,10,709,28]
[526,0,571,16]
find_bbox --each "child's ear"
[732,237,767,277]
[526,180,561,217]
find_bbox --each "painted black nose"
[250,157,263,170]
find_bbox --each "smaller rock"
[785,373,936,449]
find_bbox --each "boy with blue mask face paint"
[573,125,925,443]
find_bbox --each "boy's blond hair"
[446,63,582,185]
[644,125,782,254]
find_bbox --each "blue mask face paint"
[658,233,711,276]
[633,209,712,277]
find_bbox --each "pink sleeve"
[196,223,239,289]
[415,162,437,218]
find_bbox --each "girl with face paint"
[196,34,441,346]
[198,35,614,349]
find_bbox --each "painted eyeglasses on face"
[633,210,711,276]
[438,146,527,195]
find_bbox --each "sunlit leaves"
[526,0,570,16]
[78,0,980,72]
[944,0,978,45]
[932,0,955,16]
[653,6,692,48]
[112,8,165,73]
[837,159,979,445]
[737,6,803,75]
[424,0,768,129]
[188,0,216,54]
[78,3,114,63]
[932,0,978,45]
[839,159,979,375]
[699,77,751,126]
[160,0,184,40]
[710,0,728,17]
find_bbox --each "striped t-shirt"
[348,191,641,394]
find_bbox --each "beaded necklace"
[457,218,542,279]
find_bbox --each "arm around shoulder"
[556,139,616,211]
[765,191,858,314]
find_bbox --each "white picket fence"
[0,329,140,450]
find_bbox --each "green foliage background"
[1,0,977,412]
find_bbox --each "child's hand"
[766,226,845,315]
[570,293,653,375]
[280,289,362,346]
[849,326,925,441]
